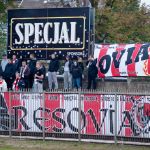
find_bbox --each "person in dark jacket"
[41,62,46,78]
[28,53,37,88]
[12,55,19,72]
[78,57,84,88]
[72,61,82,89]
[0,65,3,78]
[4,59,15,90]
[48,54,59,90]
[18,60,30,89]
[33,61,44,92]
[86,56,98,90]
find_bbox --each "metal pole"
[18,0,24,8]
[9,91,12,138]
[114,90,118,144]
[78,91,81,142]
[42,92,45,141]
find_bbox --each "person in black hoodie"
[86,56,98,90]
[72,61,82,89]
[78,57,84,88]
[4,58,15,90]
[33,61,44,92]
[12,55,19,72]
[0,65,3,78]
[48,54,59,90]
[28,53,37,88]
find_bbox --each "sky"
[140,0,150,6]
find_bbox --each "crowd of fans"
[0,53,98,92]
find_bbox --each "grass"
[0,138,149,150]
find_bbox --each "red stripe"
[148,59,150,75]
[98,45,110,78]
[111,44,126,77]
[125,99,132,136]
[127,44,142,76]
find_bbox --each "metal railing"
[0,90,150,145]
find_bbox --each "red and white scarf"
[13,78,20,91]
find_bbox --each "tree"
[92,0,150,43]
[0,0,16,56]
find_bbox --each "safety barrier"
[0,90,150,145]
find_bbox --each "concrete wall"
[97,79,150,92]
[44,77,150,92]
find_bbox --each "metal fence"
[0,90,150,145]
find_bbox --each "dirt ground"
[0,138,149,150]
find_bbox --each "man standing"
[71,61,82,90]
[33,61,44,92]
[48,54,59,90]
[19,60,30,89]
[87,56,98,90]
[4,58,15,90]
[28,53,37,88]
[1,54,8,74]
[63,55,73,90]
[12,54,19,72]
[78,57,84,88]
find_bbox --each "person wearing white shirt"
[0,76,7,92]
[1,54,8,73]
[63,56,73,90]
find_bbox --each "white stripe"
[106,44,118,77]
[119,44,135,76]
[135,44,148,76]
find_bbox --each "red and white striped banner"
[94,43,150,78]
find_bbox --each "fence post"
[114,89,118,144]
[42,92,45,141]
[78,90,81,142]
[9,91,12,138]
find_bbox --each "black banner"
[7,7,92,59]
